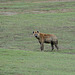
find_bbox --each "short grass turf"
[0,49,75,75]
[0,12,75,53]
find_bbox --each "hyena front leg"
[40,43,44,51]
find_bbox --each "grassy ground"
[0,49,75,75]
[0,0,75,53]
[0,0,75,75]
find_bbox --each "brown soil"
[0,12,17,16]
[31,8,75,14]
[34,0,75,3]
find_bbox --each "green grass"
[0,0,75,75]
[0,12,75,53]
[0,49,75,75]
[0,1,75,12]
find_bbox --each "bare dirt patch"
[34,0,75,3]
[31,8,75,14]
[0,12,17,16]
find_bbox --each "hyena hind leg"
[51,41,54,51]
[55,44,59,51]
[55,40,59,51]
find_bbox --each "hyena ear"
[37,31,39,33]
[33,31,34,33]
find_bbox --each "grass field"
[0,49,75,75]
[0,0,75,75]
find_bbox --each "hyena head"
[33,31,40,39]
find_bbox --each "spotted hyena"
[33,31,59,51]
